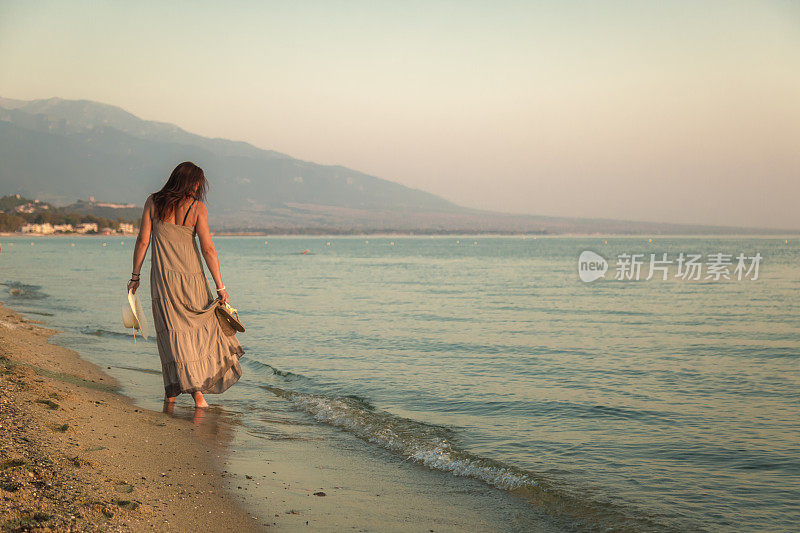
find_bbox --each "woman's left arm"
[128,196,153,294]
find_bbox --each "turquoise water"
[1,235,798,530]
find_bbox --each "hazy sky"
[1,0,799,228]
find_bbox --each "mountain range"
[0,96,786,234]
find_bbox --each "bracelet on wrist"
[216,286,226,292]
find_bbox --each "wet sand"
[0,303,264,532]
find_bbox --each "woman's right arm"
[128,195,153,294]
[195,202,229,304]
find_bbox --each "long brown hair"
[152,162,208,221]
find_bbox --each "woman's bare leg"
[192,391,209,408]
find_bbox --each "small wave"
[261,385,674,530]
[81,327,155,342]
[261,385,534,491]
[243,359,308,381]
[3,281,47,300]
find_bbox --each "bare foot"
[192,391,209,408]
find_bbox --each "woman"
[127,161,244,408]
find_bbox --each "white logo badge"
[578,251,608,283]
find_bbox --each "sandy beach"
[0,302,265,532]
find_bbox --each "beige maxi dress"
[149,208,244,397]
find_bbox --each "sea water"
[1,235,798,531]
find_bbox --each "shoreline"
[0,233,138,238]
[0,302,265,532]
[0,300,546,533]
[2,231,797,239]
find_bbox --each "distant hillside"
[0,96,790,235]
[0,97,463,216]
[64,199,141,221]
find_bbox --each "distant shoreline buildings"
[11,198,49,214]
[1,194,138,235]
[19,221,135,235]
